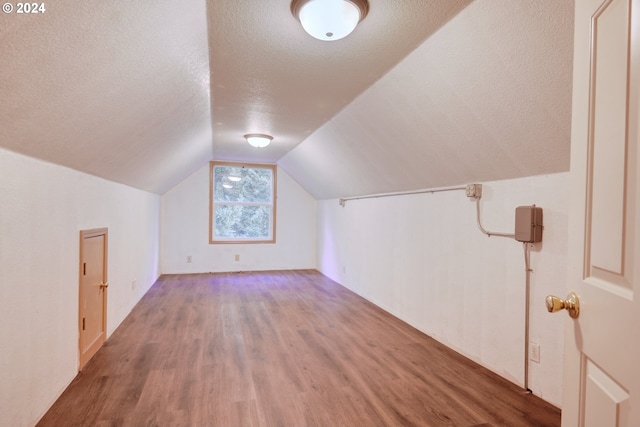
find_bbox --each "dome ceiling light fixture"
[244,133,273,148]
[290,0,369,42]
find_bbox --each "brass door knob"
[100,282,109,290]
[546,292,580,319]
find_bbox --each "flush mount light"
[244,134,273,148]
[291,0,369,41]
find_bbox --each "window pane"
[214,166,272,203]
[215,205,271,239]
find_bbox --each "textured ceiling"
[279,0,575,199]
[208,0,472,163]
[0,0,212,194]
[0,0,574,198]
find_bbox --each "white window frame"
[209,161,277,244]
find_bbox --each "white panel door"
[562,0,640,425]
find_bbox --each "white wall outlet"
[131,280,136,291]
[187,256,192,263]
[530,342,540,363]
[235,254,240,261]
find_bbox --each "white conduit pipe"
[523,242,533,393]
[342,186,533,392]
[475,198,516,239]
[339,185,466,206]
[476,196,531,392]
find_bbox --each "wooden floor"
[38,270,560,427]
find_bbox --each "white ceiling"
[0,0,574,198]
[0,0,212,194]
[208,0,472,163]
[280,0,575,199]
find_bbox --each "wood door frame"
[79,227,108,370]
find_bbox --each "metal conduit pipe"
[475,198,516,239]
[474,195,532,392]
[523,242,533,393]
[342,184,535,393]
[338,185,466,206]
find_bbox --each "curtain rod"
[339,185,467,206]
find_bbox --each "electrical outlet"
[235,254,240,261]
[465,183,483,199]
[131,280,136,291]
[187,256,192,263]
[530,342,540,363]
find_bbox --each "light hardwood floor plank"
[37,270,560,427]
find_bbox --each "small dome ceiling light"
[291,0,369,42]
[244,134,273,148]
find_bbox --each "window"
[209,161,277,244]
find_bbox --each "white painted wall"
[317,173,568,407]
[161,164,316,273]
[0,148,161,427]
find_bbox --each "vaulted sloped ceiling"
[208,0,473,164]
[0,1,574,198]
[0,0,212,194]
[279,0,574,200]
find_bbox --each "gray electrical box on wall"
[515,206,543,243]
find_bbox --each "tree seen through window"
[210,162,276,243]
